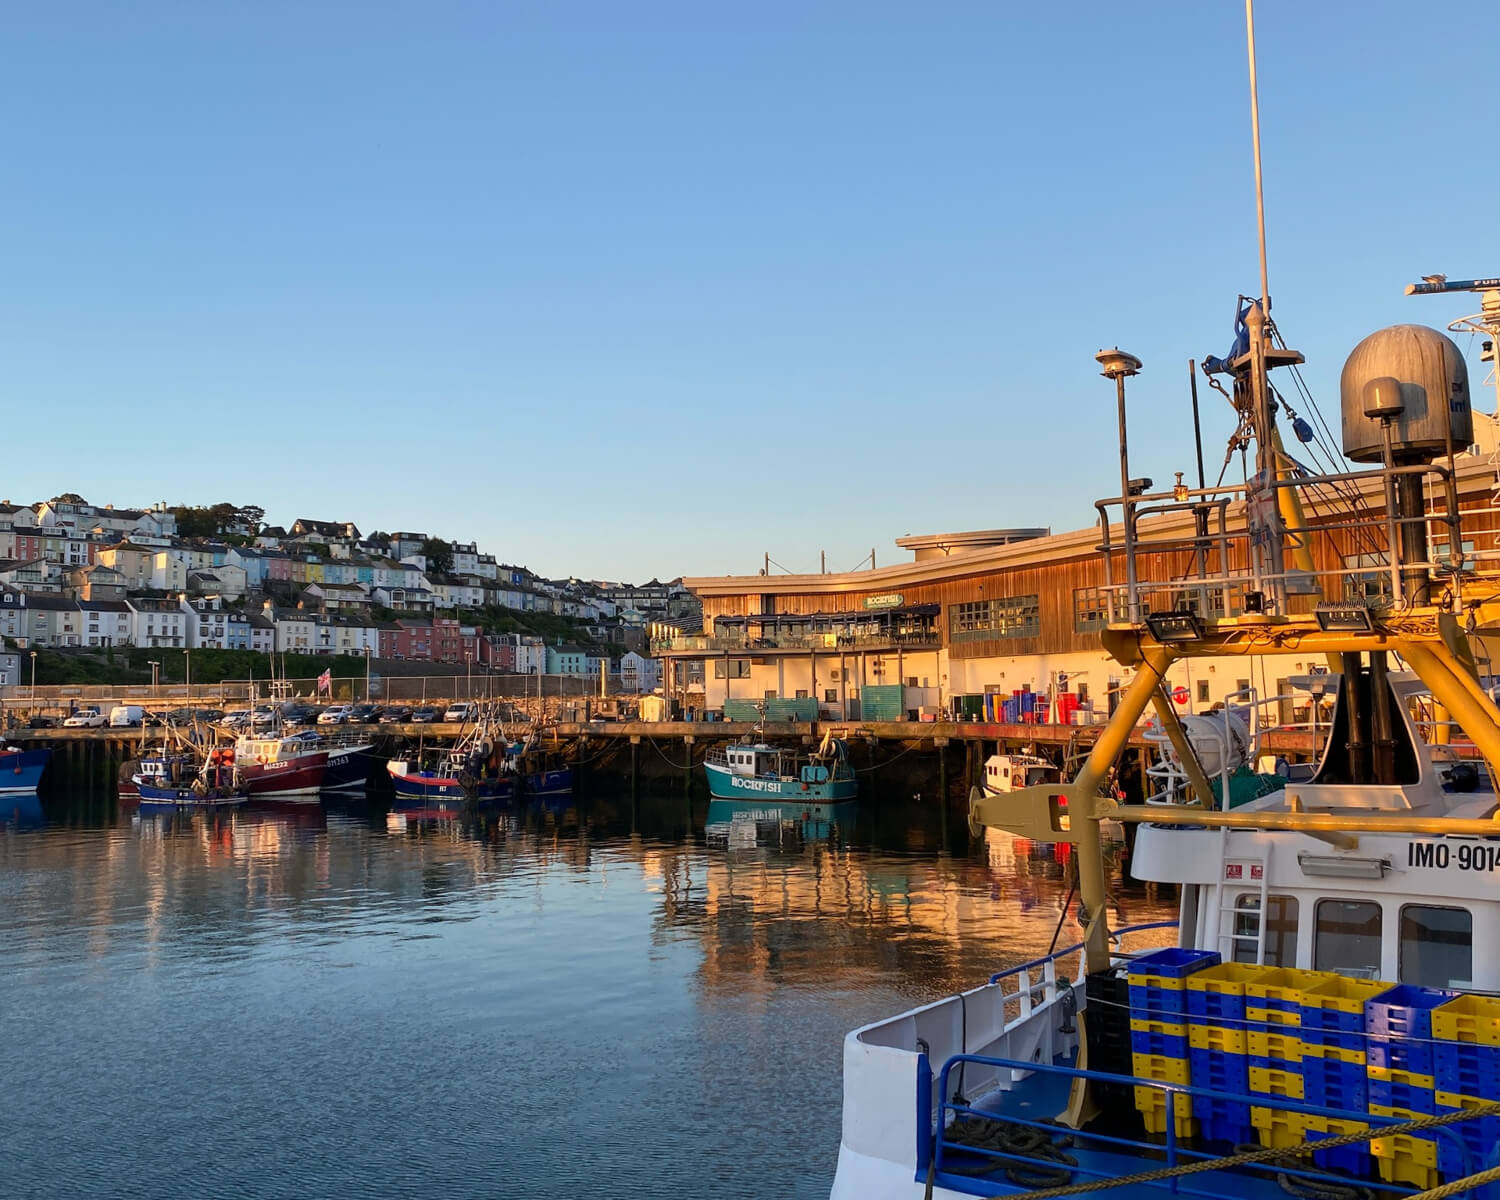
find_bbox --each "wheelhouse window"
[1315,899,1383,977]
[1232,894,1299,966]
[1399,904,1472,988]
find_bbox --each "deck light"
[1144,611,1204,643]
[1297,853,1389,879]
[1315,603,1374,633]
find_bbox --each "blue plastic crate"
[1301,1004,1367,1035]
[1366,985,1458,1039]
[1435,1043,1500,1098]
[1368,1077,1436,1114]
[1187,990,1246,1022]
[1189,1047,1249,1094]
[1192,1097,1251,1146]
[1304,1122,1374,1179]
[1129,981,1190,1019]
[1127,948,1221,979]
[1367,1040,1435,1076]
[1302,1059,1367,1112]
[1436,1115,1500,1179]
[1130,1027,1189,1058]
[1299,1026,1367,1054]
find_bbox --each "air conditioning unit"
[830,668,841,681]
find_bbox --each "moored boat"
[232,732,327,800]
[704,732,856,802]
[0,738,50,796]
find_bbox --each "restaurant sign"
[863,593,904,611]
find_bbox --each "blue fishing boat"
[703,733,856,802]
[0,739,49,796]
[132,751,248,812]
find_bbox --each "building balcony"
[652,629,941,656]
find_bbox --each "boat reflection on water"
[2,793,44,829]
[705,798,859,849]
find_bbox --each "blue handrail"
[929,1052,1477,1200]
[988,920,1180,985]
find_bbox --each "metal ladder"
[1216,835,1274,963]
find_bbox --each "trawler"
[829,10,1500,1194]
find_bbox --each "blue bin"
[1129,948,1222,979]
[1193,1097,1251,1146]
[1435,1043,1500,1098]
[1367,985,1457,1076]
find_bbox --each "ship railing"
[925,1052,1475,1200]
[1094,461,1468,624]
[650,630,940,654]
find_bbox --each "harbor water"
[0,789,1175,1198]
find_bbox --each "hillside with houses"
[0,495,700,691]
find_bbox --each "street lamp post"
[30,651,37,712]
[148,660,161,696]
[364,644,372,704]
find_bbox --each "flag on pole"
[317,668,332,696]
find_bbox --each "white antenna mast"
[1246,0,1271,314]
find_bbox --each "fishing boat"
[232,730,328,800]
[134,752,248,813]
[506,731,575,798]
[0,738,50,796]
[703,730,857,802]
[386,718,515,812]
[316,734,375,793]
[830,9,1500,1195]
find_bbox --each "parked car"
[318,705,353,725]
[410,706,440,724]
[282,705,322,726]
[443,702,478,723]
[27,714,59,729]
[221,711,252,730]
[379,707,413,724]
[251,706,278,729]
[347,704,382,724]
[63,708,107,728]
[109,705,147,728]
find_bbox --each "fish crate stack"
[1244,968,1322,1150]
[1365,985,1456,1188]
[1126,948,1221,1136]
[1299,976,1385,1176]
[1185,963,1261,1144]
[1430,993,1500,1185]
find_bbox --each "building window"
[949,595,1040,642]
[1315,899,1382,978]
[1400,905,1472,988]
[712,658,751,679]
[1343,552,1393,602]
[1073,587,1110,633]
[824,689,838,703]
[1197,681,1210,703]
[1232,894,1299,966]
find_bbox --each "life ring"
[801,781,810,792]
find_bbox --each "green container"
[861,685,904,722]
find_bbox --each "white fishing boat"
[830,10,1500,1198]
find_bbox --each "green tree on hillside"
[422,539,454,574]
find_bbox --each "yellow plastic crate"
[1130,1017,1187,1037]
[1432,993,1500,1047]
[1368,1065,1435,1091]
[1132,973,1186,992]
[1248,1029,1303,1062]
[1301,1042,1365,1065]
[1135,1086,1196,1136]
[1369,1103,1438,1170]
[1189,1025,1248,1054]
[1246,1005,1301,1029]
[1377,1158,1439,1190]
[1300,974,1388,1017]
[1249,1066,1304,1099]
[1186,961,1270,995]
[1304,1114,1371,1138]
[1132,1053,1190,1084]
[1245,967,1330,1011]
[1251,1106,1305,1148]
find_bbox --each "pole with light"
[30,651,37,711]
[1096,347,1144,622]
[364,644,372,703]
[148,660,160,696]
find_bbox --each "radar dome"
[1340,324,1471,463]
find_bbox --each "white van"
[109,705,147,727]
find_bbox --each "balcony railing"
[652,629,941,654]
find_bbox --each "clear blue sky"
[3,2,1493,582]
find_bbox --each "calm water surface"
[0,789,1175,1198]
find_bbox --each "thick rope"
[949,1100,1500,1200]
[1406,1164,1500,1200]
